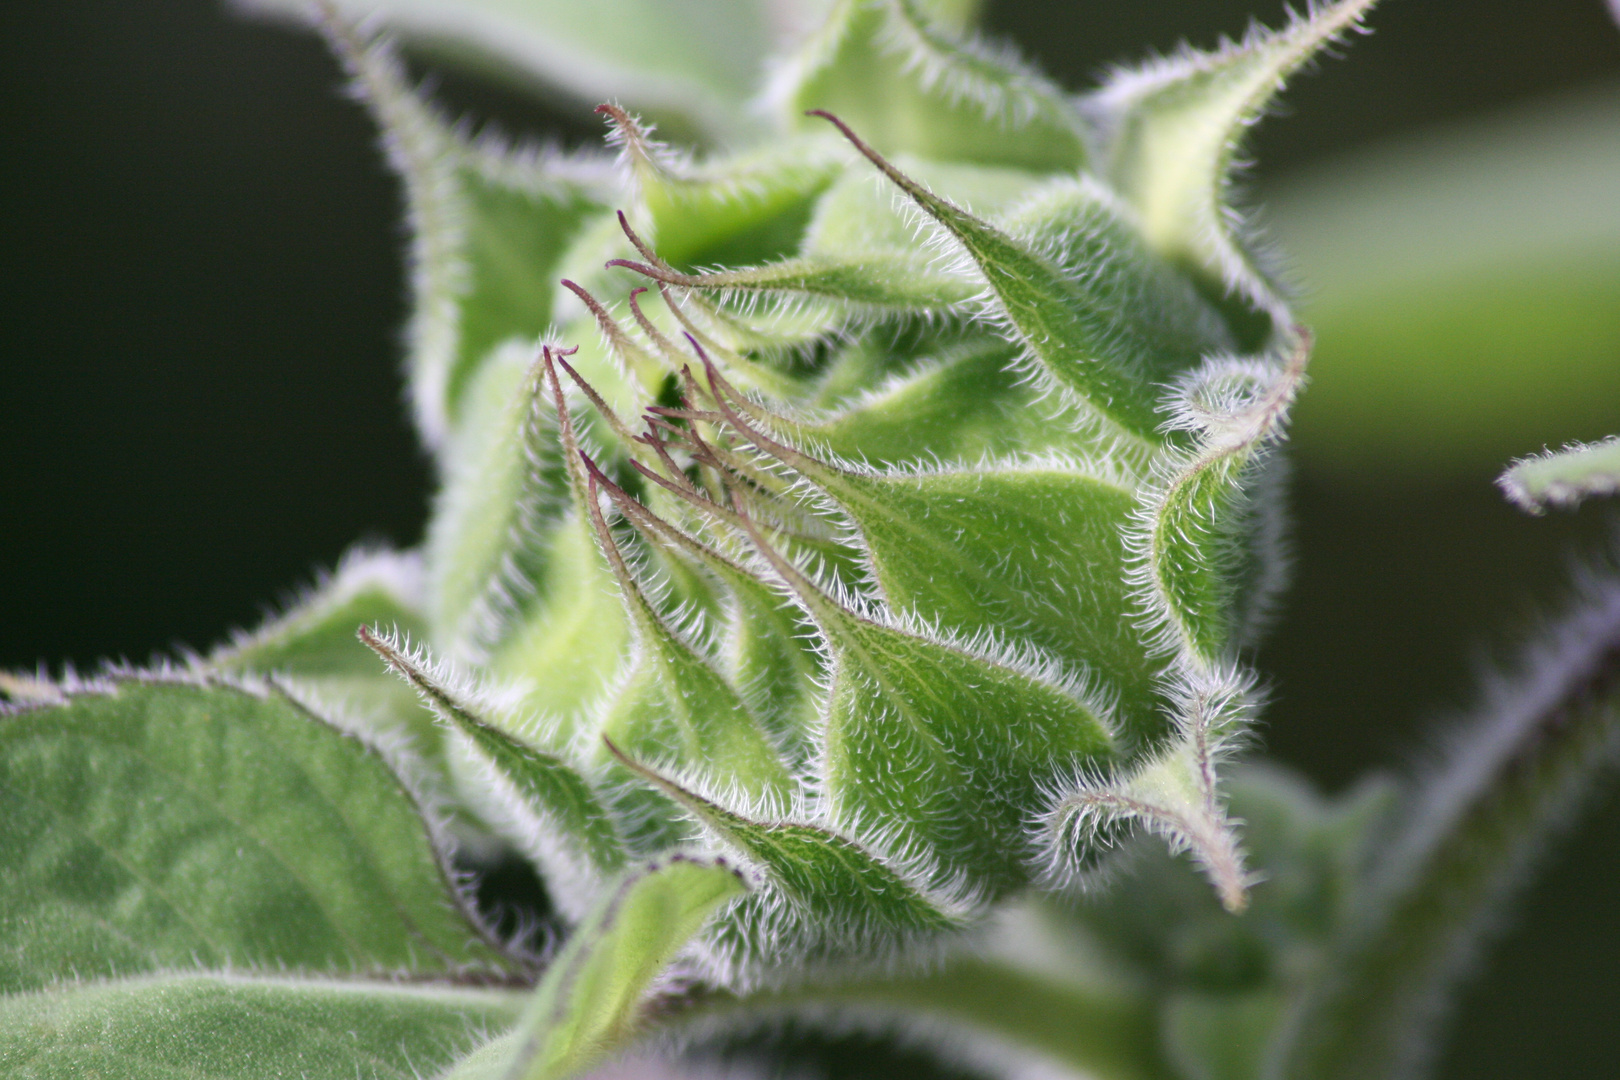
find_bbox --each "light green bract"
[13,1,1620,1078]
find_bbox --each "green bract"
[8,2,1620,1078]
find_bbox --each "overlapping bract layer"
[310,0,1375,986]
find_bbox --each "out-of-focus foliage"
[1266,84,1620,478]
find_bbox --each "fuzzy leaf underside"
[800,339,1057,466]
[484,512,632,730]
[588,610,791,821]
[1499,437,1620,513]
[813,464,1168,744]
[0,975,523,1080]
[1143,344,1305,666]
[612,127,845,271]
[1088,0,1378,316]
[0,680,510,994]
[1151,454,1251,660]
[814,112,1231,444]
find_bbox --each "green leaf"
[779,0,1086,172]
[496,856,747,1080]
[422,344,566,653]
[1087,0,1377,317]
[0,679,512,993]
[1265,84,1620,476]
[809,614,1115,901]
[802,153,1046,259]
[712,501,1117,899]
[421,340,632,727]
[833,465,1160,742]
[1046,666,1257,914]
[326,23,616,449]
[267,0,775,146]
[484,511,634,733]
[588,477,823,766]
[1499,437,1620,513]
[208,549,440,748]
[613,251,979,316]
[361,629,628,922]
[601,106,844,271]
[802,338,1066,467]
[0,974,523,1080]
[1270,580,1620,1080]
[604,744,968,979]
[448,168,612,418]
[1138,343,1305,665]
[747,438,1168,748]
[814,113,1220,446]
[713,563,822,767]
[998,179,1235,385]
[211,549,428,677]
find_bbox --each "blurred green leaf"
[779,0,1087,171]
[1499,437,1620,512]
[1265,83,1620,477]
[207,549,442,749]
[708,896,1175,1080]
[1271,583,1620,1079]
[249,0,779,144]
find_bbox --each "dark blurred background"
[2,1,1618,1076]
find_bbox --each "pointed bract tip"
[614,210,662,265]
[805,110,868,156]
[577,449,613,491]
[600,732,633,769]
[356,622,401,671]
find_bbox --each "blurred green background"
[2,2,1618,1076]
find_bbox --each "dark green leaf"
[0,974,523,1080]
[0,680,512,993]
